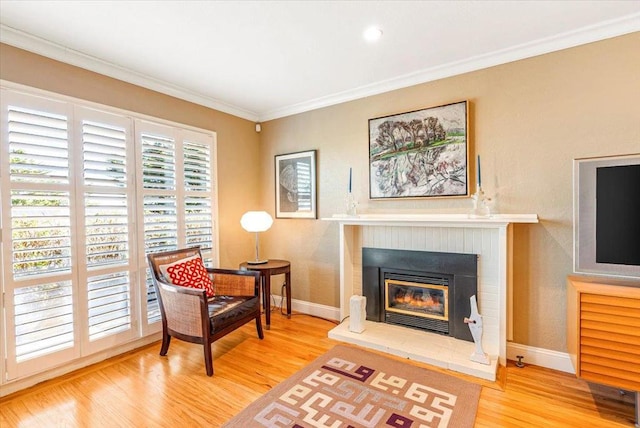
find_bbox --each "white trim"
[269,295,340,322]
[260,14,640,121]
[0,80,218,137]
[0,333,161,398]
[0,26,259,122]
[323,213,539,227]
[3,14,640,122]
[507,342,575,374]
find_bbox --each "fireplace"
[363,247,477,342]
[385,274,449,333]
[326,213,538,380]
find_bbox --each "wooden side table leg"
[260,275,266,313]
[264,272,271,329]
[285,270,292,318]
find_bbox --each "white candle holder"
[345,192,358,217]
[469,186,491,218]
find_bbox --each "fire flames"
[395,292,441,308]
[386,281,448,321]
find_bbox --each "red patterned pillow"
[160,255,215,298]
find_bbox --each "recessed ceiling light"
[363,26,383,42]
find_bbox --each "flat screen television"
[574,154,640,279]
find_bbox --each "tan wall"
[259,32,640,352]
[3,33,638,353]
[0,44,261,268]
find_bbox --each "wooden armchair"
[147,247,263,376]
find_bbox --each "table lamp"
[240,211,273,264]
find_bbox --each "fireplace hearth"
[363,247,478,342]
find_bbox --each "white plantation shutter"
[184,139,213,253]
[13,281,74,361]
[142,133,176,190]
[185,195,213,249]
[9,152,75,366]
[1,87,217,382]
[139,127,178,327]
[10,191,72,276]
[78,108,136,352]
[10,191,74,366]
[7,106,69,184]
[143,194,178,251]
[84,193,129,267]
[87,271,131,341]
[137,123,217,330]
[184,140,211,191]
[141,130,178,251]
[2,92,78,379]
[82,121,127,188]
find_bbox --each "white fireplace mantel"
[322,213,538,380]
[325,213,538,226]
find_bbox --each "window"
[0,87,217,381]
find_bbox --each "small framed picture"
[275,150,317,219]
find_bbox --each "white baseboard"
[507,342,575,374]
[272,295,576,375]
[270,295,340,322]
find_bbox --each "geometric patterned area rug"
[222,345,482,428]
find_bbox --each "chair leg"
[256,314,264,339]
[204,343,214,376]
[160,330,171,356]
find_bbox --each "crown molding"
[258,13,640,122]
[0,25,260,122]
[2,12,638,124]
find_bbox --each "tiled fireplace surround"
[325,214,538,381]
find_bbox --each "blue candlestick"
[477,155,482,188]
[348,167,352,193]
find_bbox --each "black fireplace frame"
[362,247,478,342]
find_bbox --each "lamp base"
[247,259,268,265]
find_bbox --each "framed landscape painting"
[275,150,317,218]
[369,101,469,199]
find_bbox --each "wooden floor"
[0,312,636,427]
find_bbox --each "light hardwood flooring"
[0,312,636,427]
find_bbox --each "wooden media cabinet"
[567,275,640,427]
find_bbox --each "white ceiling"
[1,1,639,122]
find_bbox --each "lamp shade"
[240,211,273,232]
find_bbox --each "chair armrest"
[207,268,260,297]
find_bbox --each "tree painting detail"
[369,101,468,199]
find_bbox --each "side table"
[239,259,291,330]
